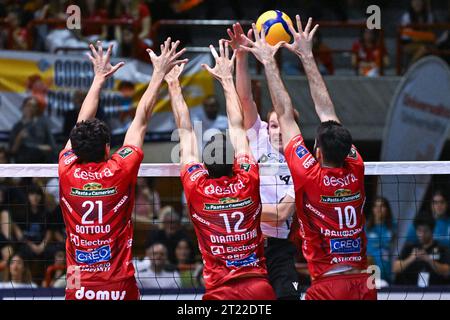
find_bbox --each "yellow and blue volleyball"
[256,10,293,46]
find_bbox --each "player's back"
[285,135,367,279]
[181,154,267,290]
[58,145,143,285]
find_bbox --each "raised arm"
[123,38,187,148]
[65,41,125,149]
[226,23,258,130]
[165,64,200,166]
[241,24,300,150]
[202,40,250,156]
[284,15,339,123]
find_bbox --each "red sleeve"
[233,153,259,185]
[345,145,364,174]
[284,134,318,190]
[58,148,79,175]
[110,145,144,176]
[180,162,208,201]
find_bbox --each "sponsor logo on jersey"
[83,182,102,190]
[74,167,114,180]
[348,147,357,160]
[70,186,117,197]
[80,262,111,272]
[330,237,361,254]
[192,213,211,226]
[204,179,245,196]
[211,246,225,255]
[204,198,253,211]
[210,229,258,244]
[320,191,361,204]
[295,145,308,159]
[323,174,358,187]
[113,195,128,213]
[330,256,362,264]
[187,164,202,173]
[226,253,259,268]
[240,163,251,172]
[63,150,74,157]
[225,243,258,253]
[70,233,80,246]
[64,155,78,165]
[75,286,126,300]
[76,245,111,265]
[303,155,316,169]
[305,203,325,219]
[190,169,207,182]
[61,196,73,213]
[118,147,133,159]
[220,197,238,204]
[70,236,111,247]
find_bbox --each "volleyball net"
[0,162,449,300]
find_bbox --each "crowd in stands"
[0,0,449,292]
[0,0,449,73]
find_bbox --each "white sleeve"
[246,115,269,162]
[285,184,296,200]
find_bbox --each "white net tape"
[1,161,450,177]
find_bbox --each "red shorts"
[65,278,140,300]
[305,273,377,300]
[203,276,276,300]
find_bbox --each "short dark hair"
[316,120,352,167]
[70,119,110,163]
[203,133,234,178]
[414,212,435,231]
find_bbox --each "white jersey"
[247,116,295,239]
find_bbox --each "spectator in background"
[12,185,53,261]
[5,10,29,50]
[9,97,56,163]
[352,29,388,77]
[0,253,37,288]
[134,242,181,289]
[406,190,450,248]
[0,187,14,273]
[42,249,66,288]
[145,206,189,265]
[134,178,161,223]
[192,96,228,148]
[79,0,109,40]
[174,238,199,288]
[312,31,334,75]
[115,0,152,60]
[393,214,450,286]
[366,197,395,285]
[400,0,436,67]
[63,90,86,141]
[26,74,49,113]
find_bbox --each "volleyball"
[256,10,293,46]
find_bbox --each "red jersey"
[181,154,268,290]
[58,145,143,286]
[285,134,367,280]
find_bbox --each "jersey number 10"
[334,205,357,229]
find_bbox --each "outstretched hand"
[283,15,319,59]
[147,37,188,77]
[239,23,284,65]
[164,63,186,84]
[202,40,236,82]
[88,41,125,81]
[225,23,253,53]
